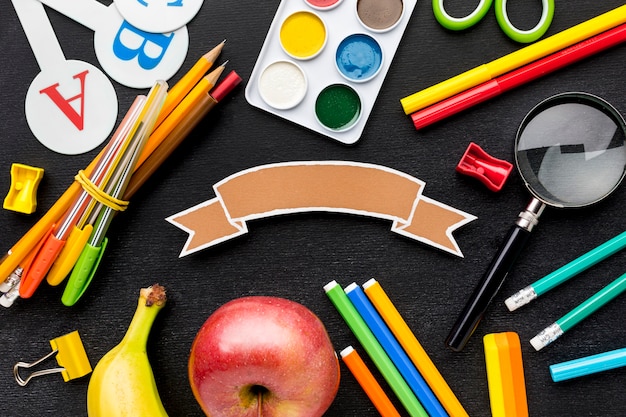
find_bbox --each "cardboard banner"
[166,162,476,257]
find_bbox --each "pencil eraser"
[530,323,563,351]
[504,286,537,312]
[323,280,339,292]
[344,282,359,293]
[340,346,355,358]
[362,278,377,289]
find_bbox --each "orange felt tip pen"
[18,96,146,298]
[340,346,401,417]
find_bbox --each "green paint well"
[315,84,361,131]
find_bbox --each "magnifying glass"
[446,92,626,351]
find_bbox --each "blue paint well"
[335,34,383,82]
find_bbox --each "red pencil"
[411,24,626,130]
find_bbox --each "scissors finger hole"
[495,0,555,43]
[432,0,493,31]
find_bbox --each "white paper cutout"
[12,0,118,155]
[167,161,477,257]
[38,0,189,89]
[114,0,204,34]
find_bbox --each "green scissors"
[433,0,555,43]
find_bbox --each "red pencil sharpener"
[456,142,513,192]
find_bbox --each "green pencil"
[530,272,626,351]
[324,281,428,417]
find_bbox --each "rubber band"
[74,170,129,212]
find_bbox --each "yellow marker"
[483,332,528,417]
[3,163,44,214]
[400,5,626,114]
[280,11,327,59]
[45,224,93,286]
[363,279,469,417]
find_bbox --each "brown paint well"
[357,0,403,31]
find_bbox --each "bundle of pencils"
[0,41,242,307]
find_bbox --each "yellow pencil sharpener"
[3,163,44,214]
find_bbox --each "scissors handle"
[495,0,555,43]
[433,0,493,31]
[433,0,555,43]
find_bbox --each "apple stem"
[258,390,262,417]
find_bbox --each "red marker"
[411,24,626,130]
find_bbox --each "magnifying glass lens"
[516,95,626,207]
[447,92,626,352]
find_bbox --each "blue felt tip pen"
[344,283,448,417]
[550,347,626,382]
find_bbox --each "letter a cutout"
[39,70,88,131]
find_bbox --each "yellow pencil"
[0,55,227,285]
[154,40,225,128]
[400,5,626,114]
[136,62,226,168]
[340,346,401,417]
[363,279,469,417]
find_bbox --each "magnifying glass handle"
[446,198,546,351]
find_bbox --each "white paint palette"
[245,0,417,145]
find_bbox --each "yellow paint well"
[279,11,326,59]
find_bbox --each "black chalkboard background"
[1,1,625,416]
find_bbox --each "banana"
[87,284,169,417]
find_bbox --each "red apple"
[189,296,340,417]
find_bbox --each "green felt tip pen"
[61,81,168,306]
[324,280,428,417]
[530,272,626,351]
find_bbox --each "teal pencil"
[530,272,626,351]
[324,281,428,417]
[505,231,626,311]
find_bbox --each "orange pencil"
[47,63,227,287]
[0,156,101,281]
[340,346,401,417]
[0,223,54,307]
[363,279,469,417]
[126,70,241,198]
[153,40,225,128]
[135,62,227,169]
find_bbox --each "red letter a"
[39,70,89,131]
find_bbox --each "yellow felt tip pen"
[45,224,93,286]
[400,4,626,114]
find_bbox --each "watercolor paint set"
[245,0,417,145]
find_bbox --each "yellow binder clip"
[3,163,44,214]
[13,330,92,386]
